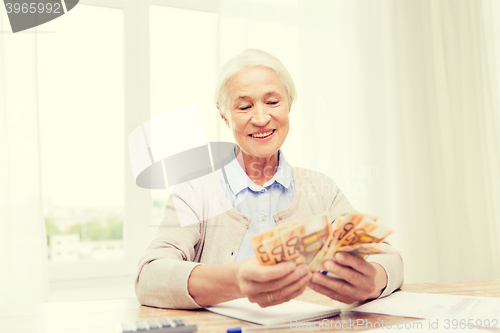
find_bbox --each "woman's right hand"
[236,257,312,307]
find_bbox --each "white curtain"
[216,0,500,283]
[0,13,48,304]
[388,0,500,283]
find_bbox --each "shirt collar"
[221,147,293,195]
[266,150,292,189]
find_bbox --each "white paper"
[206,298,340,325]
[352,291,500,322]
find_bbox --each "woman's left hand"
[308,252,387,304]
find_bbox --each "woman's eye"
[267,101,278,105]
[239,106,251,110]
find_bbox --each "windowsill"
[48,275,136,303]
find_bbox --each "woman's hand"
[236,257,311,307]
[308,252,387,304]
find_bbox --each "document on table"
[352,291,500,321]
[206,298,340,325]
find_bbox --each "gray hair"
[214,49,297,117]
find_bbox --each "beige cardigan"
[135,167,404,309]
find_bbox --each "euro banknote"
[250,211,398,272]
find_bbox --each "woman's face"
[222,66,291,159]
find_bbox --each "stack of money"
[249,211,399,272]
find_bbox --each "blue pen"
[227,324,292,333]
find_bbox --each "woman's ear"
[221,114,231,128]
[218,106,231,128]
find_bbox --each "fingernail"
[301,266,310,275]
[312,274,321,283]
[335,252,344,261]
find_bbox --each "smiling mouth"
[249,129,275,138]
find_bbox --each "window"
[149,5,218,218]
[34,0,219,282]
[37,3,128,280]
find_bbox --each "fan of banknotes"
[249,211,399,272]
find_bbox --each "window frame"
[49,0,218,282]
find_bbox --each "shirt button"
[260,189,265,193]
[262,216,266,221]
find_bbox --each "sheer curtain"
[0,14,48,304]
[216,0,500,283]
[389,0,500,282]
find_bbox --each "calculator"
[118,317,197,333]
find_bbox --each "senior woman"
[135,49,404,309]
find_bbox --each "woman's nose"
[251,104,270,126]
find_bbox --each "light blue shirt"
[219,148,294,261]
